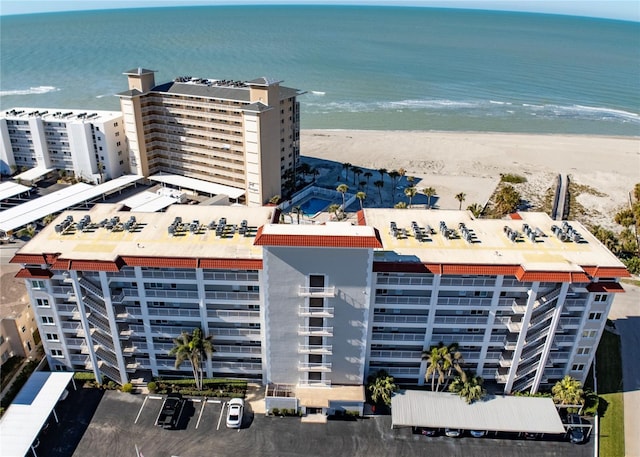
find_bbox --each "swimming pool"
[300,197,333,216]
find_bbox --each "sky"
[0,0,638,21]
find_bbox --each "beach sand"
[300,130,640,228]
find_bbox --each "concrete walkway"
[608,282,640,457]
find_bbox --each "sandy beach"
[300,130,640,228]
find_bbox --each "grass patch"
[600,393,625,457]
[596,330,625,457]
[621,277,640,287]
[500,173,527,184]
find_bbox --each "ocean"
[1,5,639,135]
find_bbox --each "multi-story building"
[118,68,302,206]
[1,300,39,364]
[0,108,128,183]
[11,206,627,401]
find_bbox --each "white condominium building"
[0,108,127,183]
[118,68,302,206]
[12,206,627,401]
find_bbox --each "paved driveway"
[51,390,592,457]
[608,283,640,457]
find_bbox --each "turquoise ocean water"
[1,6,639,135]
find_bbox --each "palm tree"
[18,224,37,239]
[292,205,302,224]
[467,203,483,218]
[449,371,486,404]
[364,171,373,186]
[377,168,387,182]
[336,184,349,209]
[404,187,417,208]
[455,192,466,210]
[42,214,56,226]
[374,180,384,204]
[441,343,464,390]
[342,162,352,181]
[552,376,585,410]
[388,170,400,189]
[422,344,445,391]
[328,203,341,220]
[356,191,366,209]
[352,167,363,185]
[169,327,214,391]
[269,195,281,205]
[367,370,397,406]
[422,187,436,209]
[494,184,521,215]
[394,202,407,209]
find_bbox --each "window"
[571,363,585,371]
[31,280,46,289]
[589,312,602,320]
[51,349,64,358]
[582,330,597,338]
[45,333,59,342]
[576,347,590,355]
[36,298,50,307]
[41,316,54,325]
[594,294,608,302]
[115,132,120,137]
[21,326,26,333]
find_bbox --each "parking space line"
[195,399,207,429]
[207,399,222,404]
[135,396,149,424]
[217,402,226,431]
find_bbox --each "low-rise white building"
[11,206,628,408]
[0,108,128,183]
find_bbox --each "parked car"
[470,430,486,438]
[155,393,186,430]
[226,398,245,428]
[567,414,585,444]
[445,428,462,437]
[414,426,437,436]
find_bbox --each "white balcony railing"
[298,306,334,318]
[298,286,336,297]
[297,326,333,337]
[298,345,333,354]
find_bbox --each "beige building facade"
[119,68,302,206]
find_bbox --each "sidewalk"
[608,282,640,457]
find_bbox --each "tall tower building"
[118,68,302,206]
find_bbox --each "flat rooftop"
[363,208,624,272]
[18,204,275,262]
[2,107,122,122]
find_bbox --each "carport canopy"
[0,372,74,456]
[391,390,566,434]
[149,173,245,200]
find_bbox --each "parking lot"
[33,387,593,457]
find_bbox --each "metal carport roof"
[0,181,32,201]
[391,390,566,434]
[149,173,245,200]
[0,372,74,457]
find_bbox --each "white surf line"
[135,395,149,424]
[217,402,226,430]
[194,398,206,429]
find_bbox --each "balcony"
[511,298,528,314]
[298,362,332,372]
[504,336,518,350]
[298,379,331,387]
[499,352,513,368]
[374,314,428,325]
[433,316,487,325]
[298,306,334,318]
[298,286,336,297]
[298,326,333,337]
[207,310,260,323]
[298,345,333,355]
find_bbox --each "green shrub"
[121,383,134,393]
[500,173,527,184]
[623,256,640,275]
[346,410,360,417]
[271,407,280,416]
[73,372,96,381]
[106,380,117,390]
[147,381,157,392]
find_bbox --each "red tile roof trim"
[15,268,53,279]
[356,210,367,226]
[254,230,383,249]
[198,259,263,270]
[586,282,625,293]
[10,254,47,264]
[121,256,198,268]
[582,266,630,278]
[69,260,121,272]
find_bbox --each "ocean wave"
[0,86,60,96]
[310,91,326,96]
[302,97,640,123]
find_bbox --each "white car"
[226,398,244,428]
[470,430,486,438]
[445,428,462,437]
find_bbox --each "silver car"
[226,398,244,428]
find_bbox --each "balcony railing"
[298,306,334,318]
[297,326,333,337]
[298,345,333,354]
[298,286,336,297]
[298,379,331,387]
[373,314,428,324]
[298,362,332,372]
[433,316,488,325]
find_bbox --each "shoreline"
[299,129,640,230]
[303,128,640,139]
